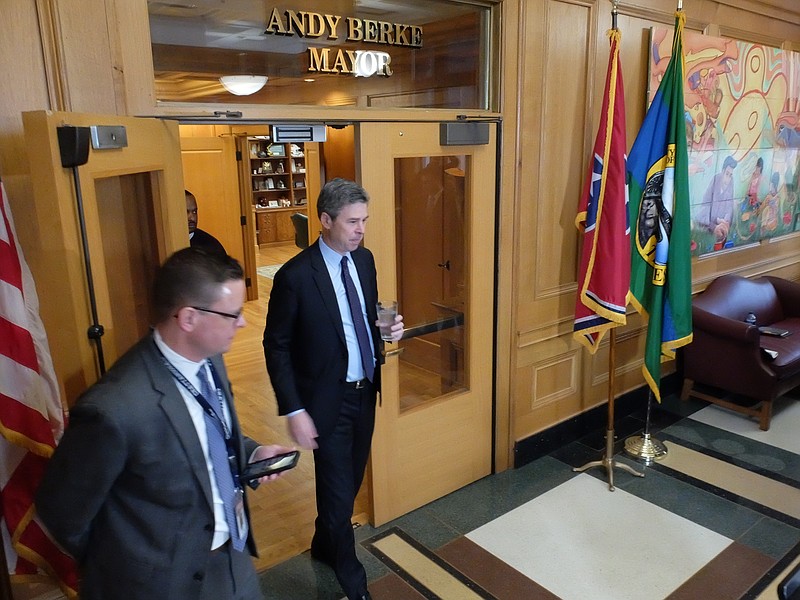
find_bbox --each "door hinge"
[241,215,247,226]
[235,149,242,161]
[245,277,252,288]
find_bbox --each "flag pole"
[574,329,644,490]
[624,390,668,462]
[624,0,690,464]
[0,506,13,600]
[571,0,643,491]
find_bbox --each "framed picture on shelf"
[267,143,285,157]
[268,200,279,208]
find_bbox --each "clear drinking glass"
[376,300,398,341]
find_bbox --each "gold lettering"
[308,47,332,73]
[332,49,351,73]
[379,52,392,76]
[306,12,325,37]
[271,12,422,48]
[379,21,393,44]
[286,10,304,35]
[652,264,666,286]
[324,14,341,39]
[264,7,288,35]
[394,24,410,46]
[363,19,378,43]
[347,17,363,41]
[410,26,423,48]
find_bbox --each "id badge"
[234,488,248,541]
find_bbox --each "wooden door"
[180,128,256,299]
[358,122,497,525]
[21,111,186,400]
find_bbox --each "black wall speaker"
[57,126,90,168]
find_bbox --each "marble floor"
[258,393,800,600]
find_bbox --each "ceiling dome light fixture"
[219,75,268,96]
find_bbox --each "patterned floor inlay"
[258,394,800,600]
[466,474,732,600]
[659,441,800,521]
[365,528,493,599]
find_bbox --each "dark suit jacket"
[263,241,383,437]
[35,333,259,600]
[190,228,226,256]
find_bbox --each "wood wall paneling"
[510,0,800,447]
[58,0,117,114]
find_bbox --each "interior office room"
[1,0,799,598]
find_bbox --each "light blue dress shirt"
[318,237,376,382]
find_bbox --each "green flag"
[627,11,693,400]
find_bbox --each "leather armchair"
[290,212,309,249]
[681,274,800,430]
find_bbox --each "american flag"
[0,181,78,597]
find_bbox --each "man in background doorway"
[263,178,403,600]
[187,189,226,255]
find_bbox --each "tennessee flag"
[573,28,630,353]
[627,11,693,400]
[0,181,78,597]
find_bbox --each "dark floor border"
[513,373,682,468]
[362,527,495,600]
[742,539,800,600]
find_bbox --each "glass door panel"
[394,156,468,412]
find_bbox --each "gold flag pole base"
[573,428,645,491]
[624,432,668,464]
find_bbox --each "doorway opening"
[177,118,497,570]
[179,121,368,572]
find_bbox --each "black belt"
[344,379,368,390]
[210,540,231,555]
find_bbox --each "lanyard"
[154,344,241,487]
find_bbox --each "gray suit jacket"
[35,332,259,600]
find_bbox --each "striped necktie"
[340,256,374,382]
[197,366,246,551]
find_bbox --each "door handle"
[383,347,405,358]
[437,260,451,270]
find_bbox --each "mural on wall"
[649,28,800,255]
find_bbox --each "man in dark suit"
[36,248,292,600]
[187,189,227,255]
[263,178,403,600]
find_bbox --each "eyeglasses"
[190,306,243,321]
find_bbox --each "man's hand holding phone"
[245,445,299,488]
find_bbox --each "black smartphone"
[242,451,300,482]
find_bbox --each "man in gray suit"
[36,248,292,600]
